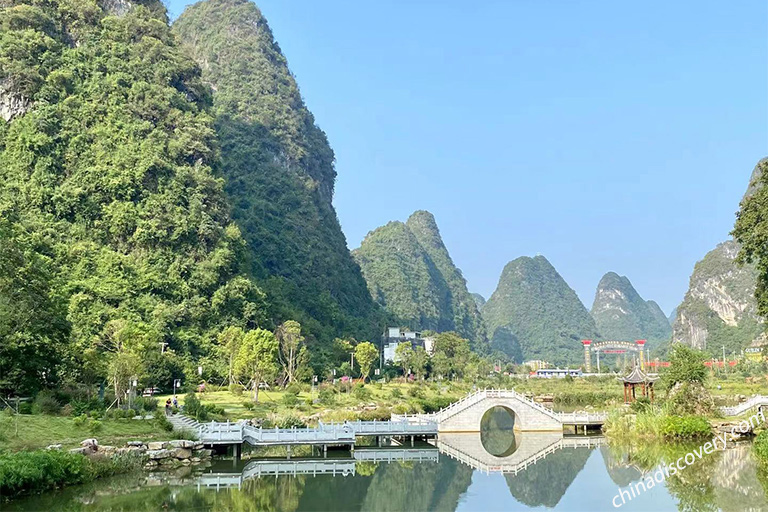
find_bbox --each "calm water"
[7,408,768,511]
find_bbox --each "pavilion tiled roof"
[620,365,659,384]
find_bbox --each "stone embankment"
[58,439,213,469]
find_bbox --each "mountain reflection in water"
[7,426,768,511]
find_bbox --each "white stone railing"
[409,389,609,426]
[720,395,768,417]
[554,411,609,424]
[242,423,355,445]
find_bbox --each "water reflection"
[7,433,768,511]
[480,406,517,457]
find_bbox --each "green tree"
[432,332,471,378]
[411,346,429,380]
[734,159,768,317]
[0,218,68,395]
[431,351,451,379]
[235,329,279,401]
[218,326,245,386]
[276,320,304,386]
[664,344,708,388]
[108,350,141,407]
[395,343,414,377]
[355,342,379,380]
[0,0,268,393]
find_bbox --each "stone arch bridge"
[399,389,608,433]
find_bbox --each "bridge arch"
[480,406,518,457]
[438,392,562,433]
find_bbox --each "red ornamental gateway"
[581,339,648,373]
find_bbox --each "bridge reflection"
[197,447,441,490]
[197,431,606,491]
[437,432,604,475]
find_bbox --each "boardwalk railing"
[195,417,439,445]
[200,421,243,443]
[349,419,438,435]
[555,411,610,424]
[243,423,355,445]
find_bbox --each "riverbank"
[0,448,142,500]
[0,438,213,501]
[0,414,180,452]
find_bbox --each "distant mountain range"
[354,209,678,364]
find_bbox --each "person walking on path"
[165,398,172,416]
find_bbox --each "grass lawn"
[156,381,473,424]
[0,414,173,452]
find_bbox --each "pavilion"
[620,365,658,403]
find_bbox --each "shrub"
[242,401,255,411]
[418,396,453,413]
[104,408,134,420]
[182,392,209,421]
[154,412,174,432]
[229,384,244,396]
[358,407,392,421]
[392,403,418,415]
[284,383,303,395]
[352,384,372,401]
[317,389,337,406]
[277,415,306,429]
[133,397,158,413]
[282,393,299,407]
[171,428,199,441]
[0,449,140,499]
[660,415,712,439]
[754,430,768,463]
[407,386,425,399]
[70,398,104,417]
[390,388,403,399]
[630,397,652,413]
[88,420,103,435]
[204,403,225,416]
[31,391,61,415]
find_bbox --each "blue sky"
[167,0,767,315]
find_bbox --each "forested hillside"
[172,0,382,345]
[482,256,599,364]
[353,211,486,348]
[590,272,671,347]
[673,158,767,355]
[0,0,266,394]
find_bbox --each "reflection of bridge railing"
[720,395,768,417]
[196,448,440,490]
[353,448,439,463]
[437,435,605,475]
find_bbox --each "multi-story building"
[382,327,431,363]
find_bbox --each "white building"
[382,327,429,363]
